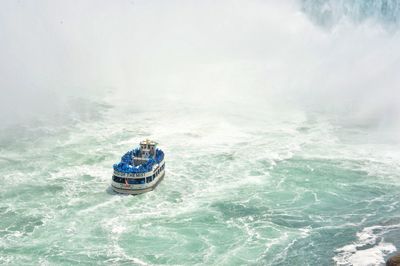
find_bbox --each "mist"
[1,0,400,135]
[2,2,400,264]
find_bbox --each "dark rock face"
[387,253,400,266]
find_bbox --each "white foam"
[334,225,399,266]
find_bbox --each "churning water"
[1,96,399,265]
[1,0,400,265]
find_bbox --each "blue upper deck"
[113,148,164,174]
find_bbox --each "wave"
[333,224,399,265]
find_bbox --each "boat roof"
[140,139,158,146]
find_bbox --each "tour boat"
[111,140,165,195]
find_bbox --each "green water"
[0,99,399,265]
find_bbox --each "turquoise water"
[1,0,400,265]
[1,98,399,265]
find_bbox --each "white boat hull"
[111,172,165,195]
[111,160,165,195]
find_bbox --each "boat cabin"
[133,139,158,166]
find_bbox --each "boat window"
[112,175,125,183]
[128,178,145,184]
[146,176,153,183]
